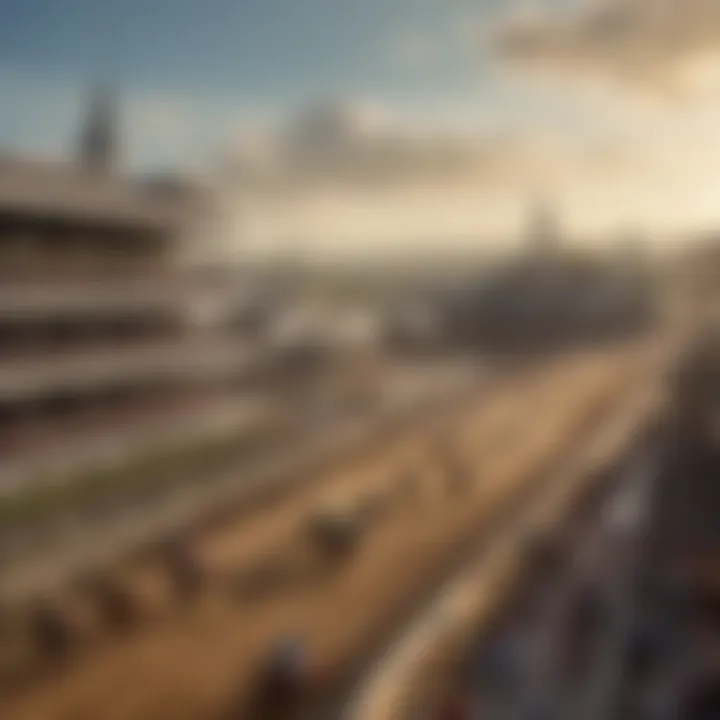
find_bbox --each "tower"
[527,198,561,260]
[79,84,119,174]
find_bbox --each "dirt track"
[0,344,652,720]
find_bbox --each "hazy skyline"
[3,0,720,259]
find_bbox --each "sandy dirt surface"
[0,344,652,720]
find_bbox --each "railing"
[345,381,660,720]
[0,336,261,402]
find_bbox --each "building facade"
[0,90,276,499]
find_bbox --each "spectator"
[519,701,556,720]
[684,674,720,720]
[484,630,523,695]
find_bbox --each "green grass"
[0,423,279,531]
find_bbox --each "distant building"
[439,204,654,351]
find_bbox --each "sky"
[0,0,513,163]
[3,0,720,260]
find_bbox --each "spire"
[79,84,119,174]
[527,196,561,258]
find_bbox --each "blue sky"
[0,0,524,168]
[5,0,718,245]
[0,0,505,90]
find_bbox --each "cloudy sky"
[3,0,720,259]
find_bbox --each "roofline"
[0,203,180,234]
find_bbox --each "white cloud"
[224,99,530,194]
[493,0,720,98]
[211,88,720,260]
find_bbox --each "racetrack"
[0,343,654,720]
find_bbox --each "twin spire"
[78,84,118,174]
